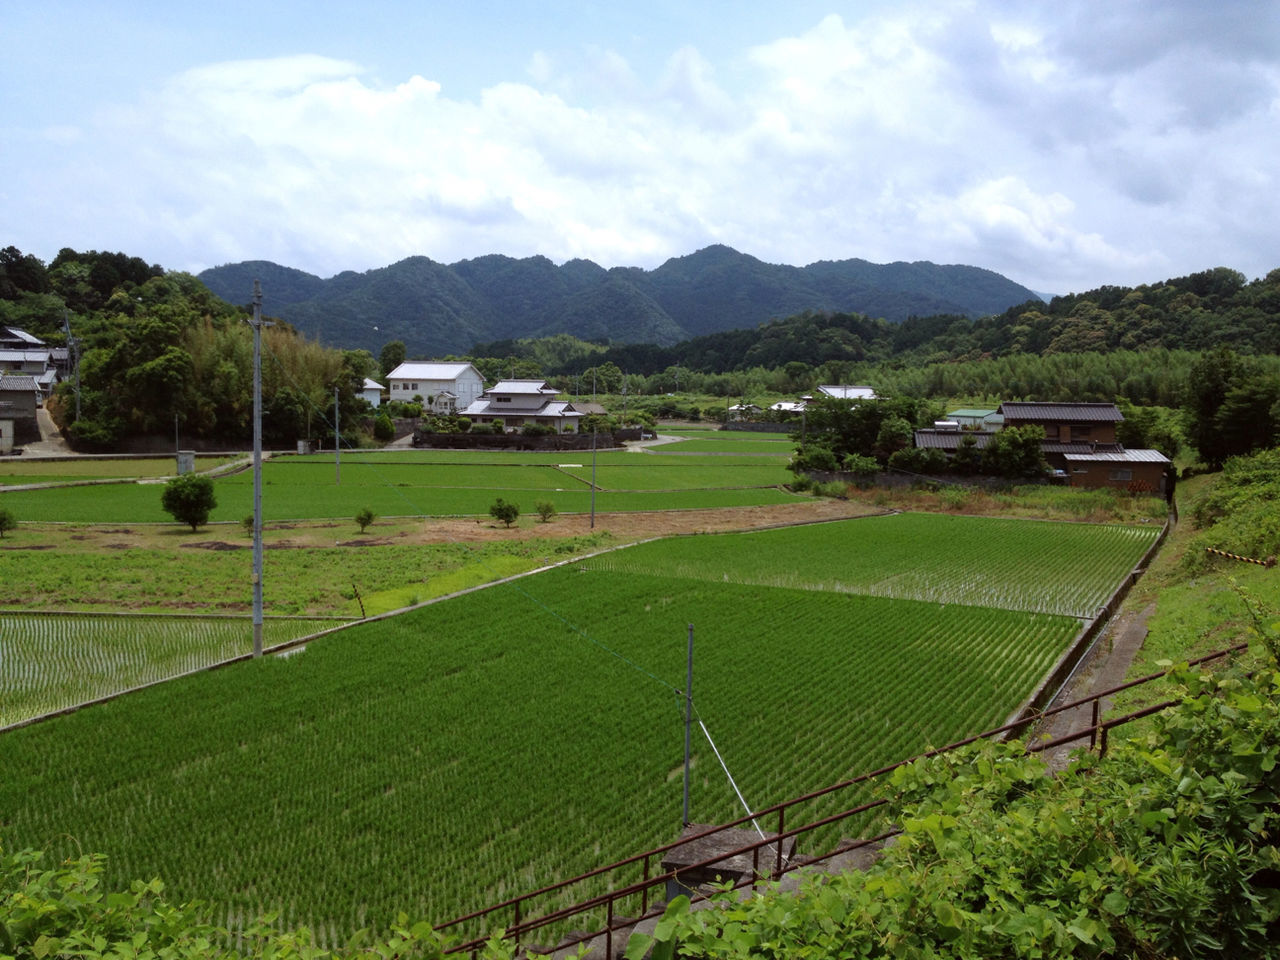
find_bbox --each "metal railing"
[436,642,1248,957]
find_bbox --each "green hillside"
[197,245,1040,354]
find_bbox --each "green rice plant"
[0,515,1095,945]
[583,513,1159,618]
[0,459,801,522]
[0,614,321,725]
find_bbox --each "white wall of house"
[386,363,484,411]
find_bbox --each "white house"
[385,362,484,413]
[817,385,878,400]
[360,378,384,408]
[461,379,584,432]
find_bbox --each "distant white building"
[360,378,384,408]
[817,385,878,401]
[462,379,584,432]
[385,362,485,413]
[769,400,806,414]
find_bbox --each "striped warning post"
[1205,547,1277,568]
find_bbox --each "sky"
[3,0,1278,296]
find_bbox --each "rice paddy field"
[0,613,326,726]
[0,448,796,522]
[0,512,1160,945]
[0,455,240,488]
[584,512,1162,618]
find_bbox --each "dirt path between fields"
[1032,601,1156,772]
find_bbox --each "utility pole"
[62,310,81,422]
[334,386,340,485]
[247,280,273,658]
[682,624,694,827]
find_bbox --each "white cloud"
[6,2,1279,295]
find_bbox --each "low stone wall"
[413,431,630,451]
[722,421,796,434]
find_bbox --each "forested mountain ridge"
[197,245,1040,355]
[574,265,1280,375]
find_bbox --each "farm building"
[817,385,878,400]
[998,402,1123,445]
[462,379,585,432]
[0,326,61,401]
[913,400,1170,494]
[360,378,384,408]
[385,362,484,412]
[1062,448,1171,495]
[0,374,40,447]
[770,385,879,414]
[946,408,1003,431]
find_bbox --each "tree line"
[1,246,377,449]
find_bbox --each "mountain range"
[197,245,1041,355]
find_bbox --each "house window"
[496,396,511,403]
[1109,468,1132,481]
[1073,425,1092,439]
[411,383,419,391]
[1072,466,1089,474]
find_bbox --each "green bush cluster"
[0,846,512,960]
[1185,446,1280,571]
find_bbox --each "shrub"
[65,417,121,450]
[489,498,519,527]
[535,501,557,523]
[241,514,254,537]
[0,507,15,538]
[888,447,948,473]
[373,413,395,442]
[160,474,216,532]
[842,453,880,486]
[939,486,969,511]
[521,422,554,437]
[789,444,838,474]
[355,507,376,532]
[812,480,849,499]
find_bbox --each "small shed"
[1062,448,1171,495]
[946,408,1003,431]
[361,378,384,408]
[0,374,39,445]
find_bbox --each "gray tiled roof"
[1063,449,1170,463]
[914,430,992,450]
[0,374,39,391]
[999,402,1124,422]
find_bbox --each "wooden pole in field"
[683,623,694,827]
[248,280,271,658]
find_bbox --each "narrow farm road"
[1033,601,1156,773]
[19,407,74,457]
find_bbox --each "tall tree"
[379,340,406,379]
[1183,347,1246,468]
